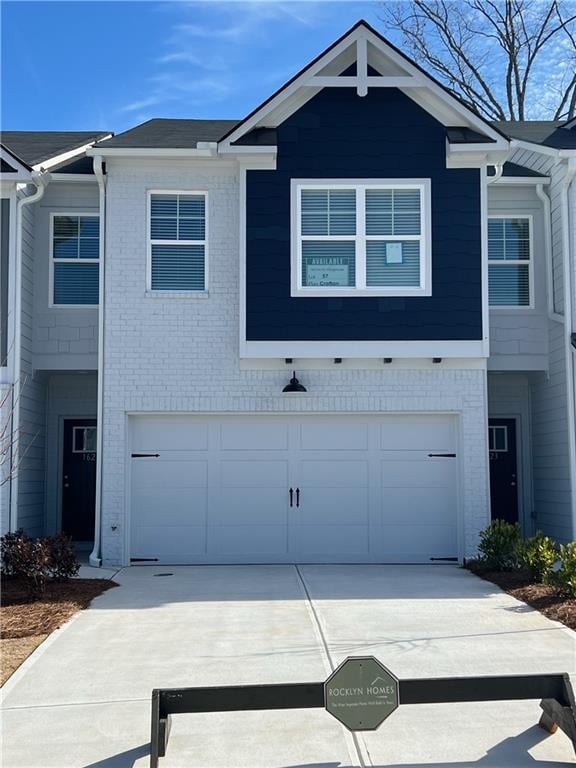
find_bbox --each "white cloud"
[120,96,163,113]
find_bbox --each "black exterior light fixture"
[432,358,443,364]
[283,371,307,393]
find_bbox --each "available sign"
[324,656,399,731]
[305,258,349,287]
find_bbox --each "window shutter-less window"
[488,218,530,306]
[150,194,206,291]
[301,189,356,287]
[52,215,99,305]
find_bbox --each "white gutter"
[535,183,559,321]
[560,157,576,541]
[9,171,49,531]
[89,156,106,567]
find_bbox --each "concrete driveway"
[2,565,575,767]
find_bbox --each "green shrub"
[516,531,558,581]
[555,542,576,598]
[478,520,521,570]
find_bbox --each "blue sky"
[2,1,389,133]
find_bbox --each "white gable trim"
[0,145,32,181]
[33,136,113,171]
[219,21,508,152]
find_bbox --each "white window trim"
[146,189,209,294]
[488,424,508,453]
[290,178,432,298]
[49,212,100,308]
[488,214,534,310]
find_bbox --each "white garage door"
[129,414,459,564]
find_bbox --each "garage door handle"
[289,488,293,507]
[428,453,456,458]
[131,453,160,458]
[296,488,300,507]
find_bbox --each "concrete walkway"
[1,565,575,767]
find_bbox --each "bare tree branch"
[381,0,576,120]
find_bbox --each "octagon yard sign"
[324,656,399,731]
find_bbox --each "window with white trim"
[488,217,531,307]
[52,214,99,305]
[149,192,207,291]
[292,180,430,297]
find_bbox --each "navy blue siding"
[245,86,482,342]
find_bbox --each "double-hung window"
[149,191,207,292]
[51,214,99,306]
[488,216,532,307]
[292,180,431,297]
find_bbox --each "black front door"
[488,418,518,524]
[62,419,97,541]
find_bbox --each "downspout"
[535,184,555,319]
[89,156,106,567]
[560,157,576,541]
[9,171,49,531]
[487,162,504,185]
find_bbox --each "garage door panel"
[208,525,287,555]
[213,489,287,525]
[380,524,457,560]
[220,460,288,488]
[132,460,207,489]
[132,525,206,559]
[130,414,459,564]
[298,460,368,487]
[379,416,455,450]
[220,421,289,450]
[298,422,369,450]
[381,487,456,525]
[380,460,455,487]
[289,525,369,555]
[131,418,208,451]
[291,488,369,525]
[133,488,207,526]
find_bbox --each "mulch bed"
[0,577,117,686]
[467,563,576,631]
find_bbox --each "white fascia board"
[446,144,509,169]
[32,136,113,171]
[85,147,218,158]
[220,23,507,150]
[494,176,550,185]
[240,340,486,358]
[49,174,99,183]
[218,145,277,156]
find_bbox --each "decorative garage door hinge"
[131,453,160,458]
[428,453,456,458]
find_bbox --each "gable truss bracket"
[304,36,423,97]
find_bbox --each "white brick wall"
[101,159,490,565]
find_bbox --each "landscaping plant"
[477,520,521,571]
[516,531,557,581]
[1,529,79,597]
[46,533,80,581]
[555,542,576,598]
